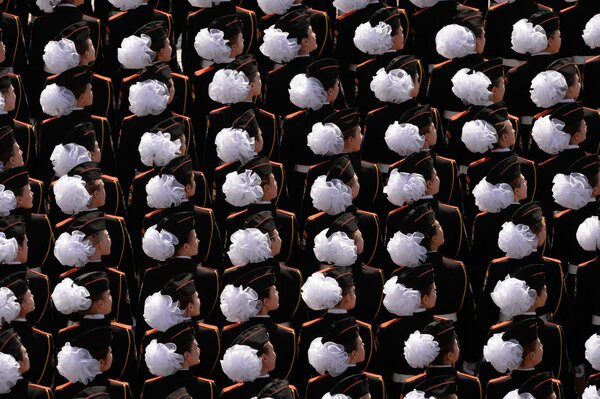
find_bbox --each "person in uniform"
[183,5,257,76]
[0,271,54,386]
[468,156,528,294]
[52,271,137,385]
[0,329,53,399]
[302,155,382,274]
[43,22,116,129]
[253,379,300,399]
[38,66,115,184]
[117,22,192,124]
[375,263,437,397]
[54,326,133,399]
[262,10,317,118]
[504,10,561,149]
[384,151,469,262]
[306,316,384,399]
[0,4,26,75]
[137,211,220,340]
[141,322,216,398]
[427,8,485,123]
[281,58,340,214]
[117,63,196,197]
[220,324,277,398]
[401,319,481,399]
[558,0,600,59]
[223,213,301,322]
[483,318,562,399]
[53,211,132,324]
[296,267,374,396]
[532,101,587,217]
[353,7,407,117]
[326,373,372,399]
[220,264,297,380]
[137,273,220,387]
[511,372,563,399]
[404,374,459,399]
[73,386,110,398]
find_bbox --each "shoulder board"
[554,208,572,219]
[56,382,73,390]
[433,59,452,70]
[194,65,215,77]
[559,5,575,14]
[337,9,357,20]
[308,374,329,383]
[285,109,307,120]
[367,105,387,116]
[491,256,509,264]
[302,317,324,328]
[223,322,243,331]
[224,265,241,274]
[60,269,77,278]
[539,4,551,11]
[307,211,326,221]
[32,327,51,337]
[516,156,534,165]
[468,156,491,168]
[260,14,273,21]
[189,8,206,16]
[276,323,295,333]
[55,216,75,229]
[171,112,189,121]
[172,72,188,80]
[222,382,243,392]
[388,205,409,216]
[145,208,164,218]
[108,11,127,20]
[145,265,163,273]
[545,320,562,329]
[586,55,600,64]
[197,376,215,384]
[210,105,230,115]
[542,256,561,264]
[42,116,59,124]
[155,9,171,17]
[491,320,512,330]
[538,155,558,167]
[112,321,133,330]
[145,376,163,383]
[489,375,510,383]
[308,160,330,171]
[13,120,32,128]
[4,11,18,20]
[357,320,372,330]
[198,322,219,331]
[379,317,401,329]
[270,160,284,168]
[108,379,128,387]
[102,174,118,182]
[309,8,327,17]
[123,73,140,83]
[235,6,255,14]
[444,256,464,266]
[441,203,460,212]
[450,110,469,121]
[435,155,456,164]
[268,64,286,75]
[123,114,136,121]
[457,371,480,381]
[475,210,489,218]
[580,257,599,268]
[27,270,47,279]
[91,115,107,122]
[107,267,125,276]
[215,161,234,171]
[405,373,425,383]
[357,57,376,69]
[144,328,158,337]
[105,214,125,223]
[133,168,157,181]
[488,2,508,11]
[590,372,600,379]
[364,372,384,381]
[29,177,43,185]
[59,324,78,333]
[29,383,51,392]
[277,209,295,217]
[533,109,551,119]
[227,209,248,220]
[194,205,214,215]
[258,108,276,119]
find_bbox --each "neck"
[88,251,102,262]
[257,307,270,316]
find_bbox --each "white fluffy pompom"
[370,68,414,104]
[0,96,5,114]
[142,225,178,261]
[138,131,180,167]
[385,122,424,156]
[530,71,567,108]
[51,277,92,314]
[404,391,427,399]
[322,394,352,399]
[227,228,272,265]
[145,340,184,377]
[583,386,600,399]
[257,0,293,15]
[307,123,344,156]
[107,0,144,10]
[221,344,262,382]
[0,287,20,324]
[223,170,263,207]
[491,276,535,318]
[498,222,538,259]
[383,169,427,207]
[387,231,427,267]
[472,177,514,213]
[435,24,476,59]
[383,276,422,316]
[404,331,440,368]
[0,185,16,216]
[577,216,600,252]
[219,284,262,322]
[118,34,155,69]
[310,175,353,215]
[504,390,535,399]
[51,143,92,177]
[583,14,600,49]
[146,174,186,209]
[511,19,548,54]
[260,26,301,63]
[451,68,492,106]
[332,0,368,13]
[43,39,81,74]
[53,231,94,267]
[313,230,357,267]
[40,83,76,117]
[301,272,343,310]
[462,120,498,153]
[308,338,350,377]
[36,0,60,13]
[54,175,92,215]
[194,28,232,64]
[409,0,440,6]
[289,74,328,110]
[188,0,213,6]
[208,69,250,104]
[129,80,169,116]
[483,333,523,373]
[586,334,600,372]
[552,173,593,210]
[143,292,188,332]
[57,343,101,384]
[0,232,17,263]
[0,352,20,393]
[354,21,392,55]
[531,115,570,155]
[215,128,256,163]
